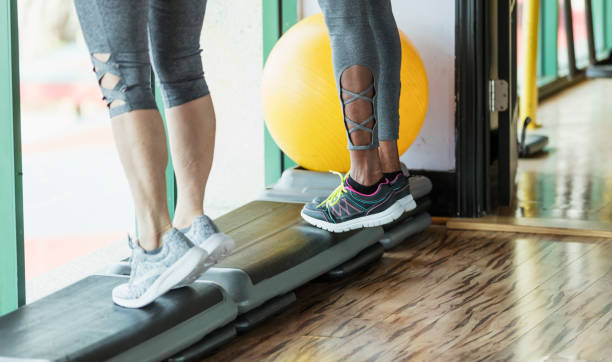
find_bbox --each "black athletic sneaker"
[311,172,417,212]
[300,172,405,232]
[388,172,417,212]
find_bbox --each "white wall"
[201,0,265,216]
[299,0,456,171]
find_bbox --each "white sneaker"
[184,215,235,265]
[111,228,211,309]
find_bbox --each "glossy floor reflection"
[501,79,612,224]
[203,227,611,361]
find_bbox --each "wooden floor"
[448,79,612,236]
[201,80,612,361]
[204,226,611,361]
[509,79,612,223]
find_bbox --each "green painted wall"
[0,0,25,317]
[607,0,612,49]
[263,0,298,186]
[538,0,558,78]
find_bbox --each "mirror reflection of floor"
[448,79,612,237]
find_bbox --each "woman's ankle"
[173,208,203,230]
[378,140,402,173]
[137,221,172,251]
[349,148,383,186]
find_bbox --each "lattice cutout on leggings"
[341,83,376,149]
[92,53,127,109]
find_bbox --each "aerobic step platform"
[170,201,433,361]
[109,201,384,316]
[0,276,237,362]
[273,167,434,251]
[199,201,384,313]
[107,201,382,324]
[258,165,432,204]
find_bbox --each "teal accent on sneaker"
[111,228,211,309]
[301,172,404,233]
[388,173,417,212]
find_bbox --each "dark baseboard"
[410,170,457,217]
[538,73,586,100]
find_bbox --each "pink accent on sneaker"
[366,192,395,215]
[389,173,402,183]
[336,200,351,217]
[333,199,362,218]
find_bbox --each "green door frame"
[537,0,558,81]
[607,0,612,49]
[262,0,298,186]
[0,0,25,317]
[0,0,176,315]
[153,82,177,218]
[592,0,606,56]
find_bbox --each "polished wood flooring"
[510,79,612,223]
[450,79,612,235]
[204,226,611,361]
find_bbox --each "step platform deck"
[258,167,432,205]
[199,201,384,313]
[110,174,432,315]
[258,168,433,251]
[2,168,433,361]
[0,275,237,362]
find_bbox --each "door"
[455,0,517,217]
[494,0,519,207]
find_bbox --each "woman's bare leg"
[111,108,172,251]
[378,140,402,174]
[165,95,216,229]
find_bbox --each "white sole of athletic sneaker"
[112,246,210,309]
[173,233,234,288]
[200,233,235,264]
[398,194,417,212]
[300,200,405,233]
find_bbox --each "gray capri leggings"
[74,0,208,118]
[318,0,401,150]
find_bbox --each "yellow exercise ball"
[262,13,428,172]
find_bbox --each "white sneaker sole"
[112,246,210,309]
[200,233,235,264]
[398,194,417,212]
[173,233,234,288]
[301,200,405,233]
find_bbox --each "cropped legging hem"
[162,79,210,109]
[74,0,209,118]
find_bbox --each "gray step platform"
[108,202,383,315]
[200,201,384,313]
[324,198,433,279]
[322,242,385,280]
[0,275,237,362]
[167,323,237,362]
[586,64,612,78]
[258,167,432,204]
[519,134,549,157]
[380,212,432,250]
[233,292,296,332]
[258,167,433,252]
